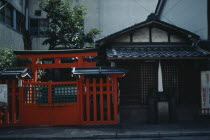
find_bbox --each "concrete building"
[0,0,158,50]
[156,0,208,42]
[0,0,209,49]
[0,0,27,50]
[0,0,209,125]
[82,0,158,39]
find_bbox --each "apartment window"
[0,0,5,22]
[16,11,24,32]
[0,1,13,27]
[0,1,25,33]
[30,19,38,35]
[5,4,13,27]
[30,19,49,36]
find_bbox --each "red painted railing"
[79,76,119,124]
[0,80,21,126]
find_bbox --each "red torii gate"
[0,49,126,126]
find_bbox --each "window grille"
[0,1,25,32]
[118,60,180,106]
[52,84,77,103]
[16,11,24,33]
[30,18,49,36]
[139,62,157,105]
[5,4,13,27]
[24,84,77,104]
[23,85,48,104]
[0,1,5,22]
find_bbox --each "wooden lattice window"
[139,62,158,105]
[117,61,158,105]
[52,84,77,103]
[23,85,48,104]
[162,61,179,89]
[117,60,181,106]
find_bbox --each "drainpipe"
[25,0,29,30]
[155,0,166,19]
[13,9,16,29]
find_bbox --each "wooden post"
[78,77,84,124]
[113,77,118,122]
[107,78,111,121]
[5,108,9,124]
[19,87,24,125]
[86,79,90,122]
[0,109,2,124]
[12,80,16,124]
[78,56,83,67]
[93,79,97,121]
[48,81,52,104]
[100,78,104,121]
[32,58,38,82]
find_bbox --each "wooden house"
[96,14,209,123]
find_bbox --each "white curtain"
[158,60,163,92]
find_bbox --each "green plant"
[38,0,100,49]
[0,48,17,68]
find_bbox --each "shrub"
[0,48,17,68]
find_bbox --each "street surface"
[6,136,209,140]
[61,136,210,140]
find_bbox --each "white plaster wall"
[0,24,24,50]
[28,0,78,19]
[7,0,25,14]
[152,28,168,42]
[82,0,158,40]
[133,28,150,42]
[28,0,47,19]
[114,34,130,42]
[160,0,208,40]
[26,0,158,49]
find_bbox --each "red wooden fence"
[0,80,21,126]
[21,81,80,126]
[79,76,119,124]
[0,50,122,126]
[0,76,120,126]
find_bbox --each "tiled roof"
[106,46,209,59]
[72,67,127,75]
[0,68,29,77]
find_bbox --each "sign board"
[201,71,210,115]
[0,84,8,106]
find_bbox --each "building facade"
[0,0,27,50]
[0,0,209,50]
[0,0,210,125]
[157,0,208,40]
[0,0,158,50]
[96,15,209,123]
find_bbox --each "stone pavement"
[0,120,210,139]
